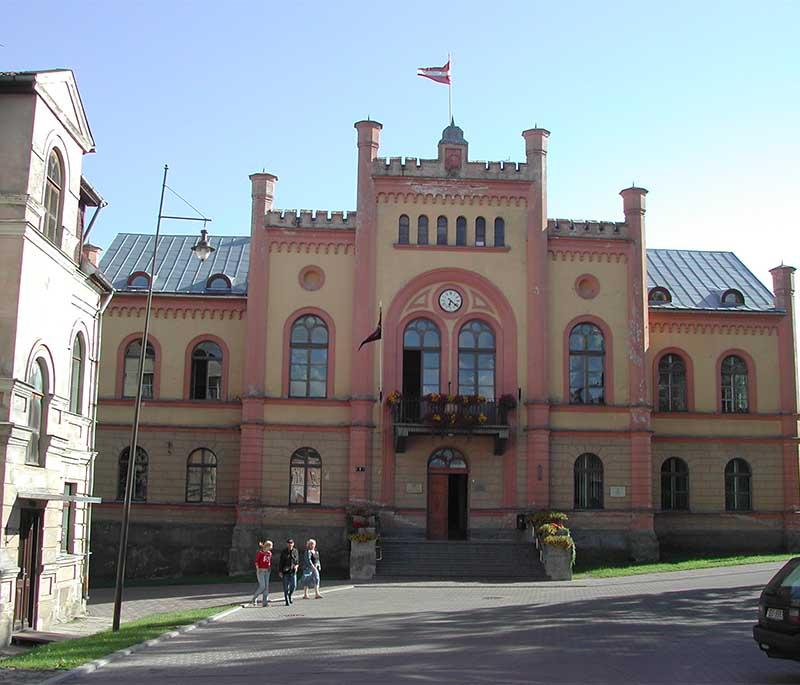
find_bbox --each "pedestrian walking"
[279,538,300,606]
[249,539,272,607]
[301,538,323,599]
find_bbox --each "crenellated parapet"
[548,218,628,240]
[373,156,530,181]
[264,209,356,230]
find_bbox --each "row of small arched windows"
[575,454,753,511]
[398,215,505,248]
[117,446,321,506]
[657,352,750,413]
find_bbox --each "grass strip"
[0,604,236,671]
[573,553,795,579]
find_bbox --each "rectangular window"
[61,483,76,553]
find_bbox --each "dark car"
[754,557,800,660]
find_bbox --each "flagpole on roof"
[448,53,453,122]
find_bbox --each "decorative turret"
[439,118,467,146]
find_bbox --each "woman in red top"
[249,540,273,607]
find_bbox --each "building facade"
[93,120,799,578]
[0,70,112,642]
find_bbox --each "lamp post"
[111,165,213,631]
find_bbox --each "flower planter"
[349,539,376,580]
[541,544,573,581]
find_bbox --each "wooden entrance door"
[427,448,469,540]
[14,508,42,630]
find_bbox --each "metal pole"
[111,164,168,631]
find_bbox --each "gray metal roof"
[100,234,776,310]
[100,233,249,295]
[647,249,776,312]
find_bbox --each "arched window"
[458,320,495,397]
[569,323,605,404]
[206,274,231,291]
[27,360,47,465]
[186,448,217,503]
[494,217,505,247]
[721,289,745,306]
[69,334,84,414]
[721,355,748,413]
[436,216,448,245]
[574,453,603,509]
[190,341,223,400]
[290,315,328,398]
[428,447,467,470]
[403,318,441,396]
[398,215,410,244]
[456,216,467,246]
[648,287,672,304]
[290,447,321,505]
[127,272,150,289]
[417,215,429,245]
[43,149,64,245]
[475,217,486,246]
[661,457,689,510]
[123,339,155,399]
[117,446,148,501]
[725,458,751,511]
[657,353,687,412]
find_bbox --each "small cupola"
[438,118,469,176]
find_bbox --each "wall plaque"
[405,482,423,495]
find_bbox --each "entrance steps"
[376,539,547,580]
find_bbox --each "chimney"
[82,243,102,268]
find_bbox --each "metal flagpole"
[378,301,383,403]
[448,53,453,122]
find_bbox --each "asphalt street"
[57,563,800,684]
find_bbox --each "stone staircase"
[376,539,547,579]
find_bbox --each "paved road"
[60,563,800,684]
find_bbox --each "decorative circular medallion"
[438,288,463,313]
[299,266,325,291]
[575,274,600,300]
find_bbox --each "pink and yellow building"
[93,120,799,577]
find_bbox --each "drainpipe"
[82,284,113,600]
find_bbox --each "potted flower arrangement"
[498,393,518,423]
[527,510,575,580]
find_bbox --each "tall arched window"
[494,217,505,247]
[436,216,448,245]
[27,360,47,465]
[290,315,328,398]
[725,458,751,511]
[69,334,84,414]
[43,149,64,245]
[417,215,429,245]
[456,216,467,246]
[458,320,495,397]
[657,353,687,412]
[475,217,486,246]
[574,453,604,509]
[398,214,410,244]
[186,448,217,503]
[403,318,441,397]
[569,323,605,404]
[123,339,155,399]
[290,447,321,505]
[117,446,148,501]
[190,341,223,400]
[721,355,749,413]
[661,457,689,510]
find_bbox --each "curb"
[38,604,242,685]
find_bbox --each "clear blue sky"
[4,0,799,292]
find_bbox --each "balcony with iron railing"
[388,394,514,455]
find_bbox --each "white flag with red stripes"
[417,60,451,85]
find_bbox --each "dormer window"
[206,274,232,291]
[648,287,672,304]
[721,289,745,306]
[127,272,150,289]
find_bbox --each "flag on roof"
[417,60,451,85]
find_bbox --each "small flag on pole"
[417,60,451,85]
[358,308,382,349]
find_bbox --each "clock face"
[438,288,463,313]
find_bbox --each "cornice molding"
[548,247,628,263]
[106,301,245,320]
[376,191,527,207]
[649,320,778,336]
[268,240,354,255]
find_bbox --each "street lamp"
[112,165,212,632]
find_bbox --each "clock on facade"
[438,288,463,312]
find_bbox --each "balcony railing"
[389,395,511,455]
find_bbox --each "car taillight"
[788,608,800,625]
[759,602,766,618]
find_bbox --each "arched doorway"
[427,448,468,540]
